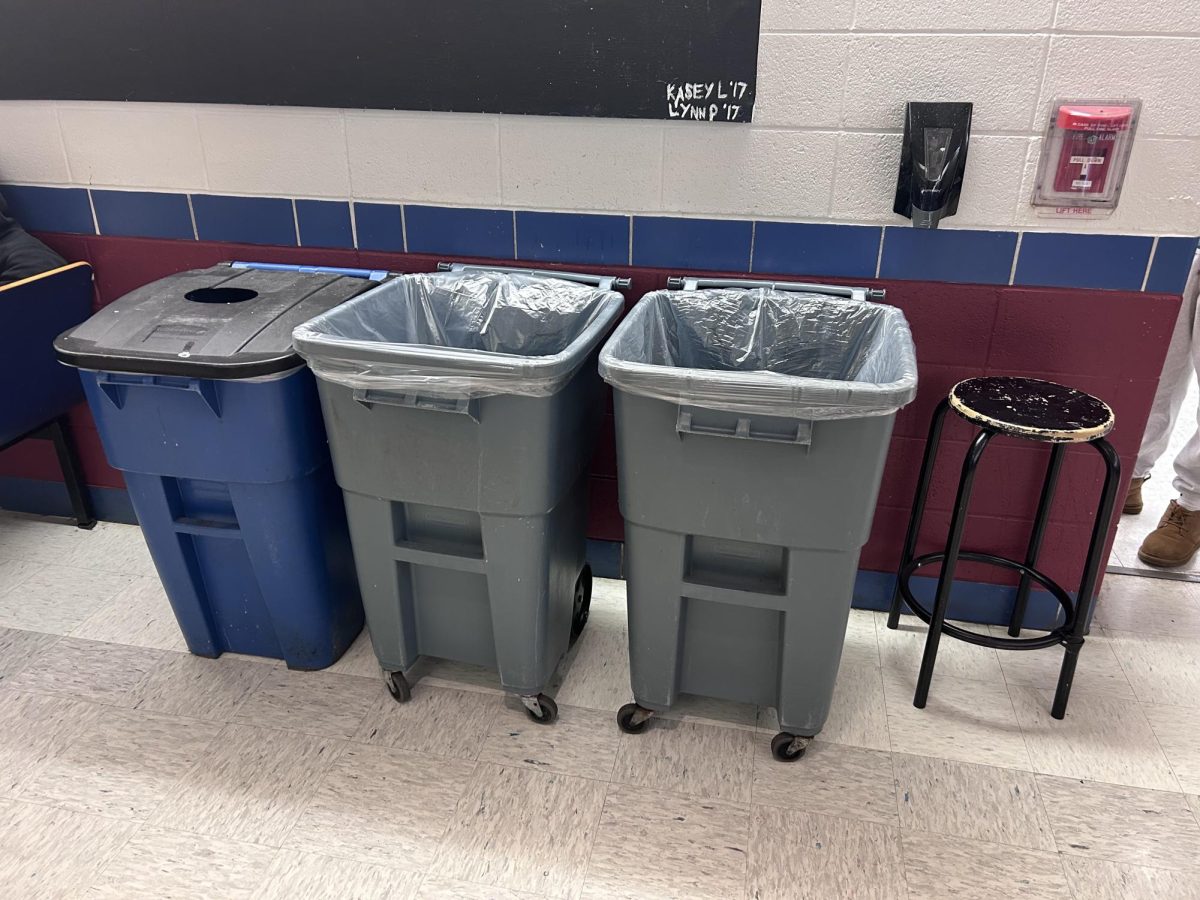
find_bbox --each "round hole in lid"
[185,287,258,304]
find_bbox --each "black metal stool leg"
[914,428,994,708]
[1051,437,1120,719]
[1009,443,1066,637]
[47,416,96,530]
[889,398,951,629]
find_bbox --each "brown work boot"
[1138,500,1200,568]
[1124,476,1147,515]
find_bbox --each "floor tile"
[892,753,1056,851]
[58,522,158,577]
[429,763,607,899]
[6,637,164,707]
[85,826,278,899]
[250,850,423,900]
[611,718,754,803]
[746,804,905,900]
[658,692,759,731]
[0,689,98,798]
[1038,775,1200,870]
[1188,792,1200,822]
[149,723,345,846]
[760,658,890,751]
[987,625,1136,699]
[479,702,621,779]
[324,629,381,679]
[752,739,897,825]
[285,743,475,870]
[0,558,36,597]
[130,653,273,721]
[1143,704,1200,794]
[878,617,1004,684]
[841,608,882,666]
[1093,573,1200,638]
[0,515,81,564]
[416,877,539,899]
[0,626,59,684]
[71,576,188,652]
[0,801,138,900]
[580,783,750,900]
[901,829,1072,899]
[232,669,378,739]
[1009,686,1179,791]
[20,706,222,820]
[0,565,135,633]
[551,605,630,713]
[354,683,500,760]
[416,657,508,696]
[1060,856,1200,900]
[1107,629,1200,707]
[882,672,1032,770]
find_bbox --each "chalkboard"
[2,0,761,122]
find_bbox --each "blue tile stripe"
[2,184,1192,293]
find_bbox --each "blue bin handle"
[95,372,222,417]
[229,261,389,282]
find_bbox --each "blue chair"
[0,261,97,527]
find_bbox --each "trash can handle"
[94,372,222,417]
[677,409,812,447]
[437,261,631,291]
[351,389,480,422]
[666,276,885,303]
[229,261,389,281]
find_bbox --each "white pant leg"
[1173,252,1200,509]
[1135,249,1200,483]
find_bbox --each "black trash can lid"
[54,263,379,379]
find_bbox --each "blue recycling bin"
[54,262,382,669]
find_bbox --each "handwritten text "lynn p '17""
[666,81,750,121]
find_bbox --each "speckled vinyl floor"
[0,512,1198,899]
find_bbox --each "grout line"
[51,103,74,184]
[512,210,518,259]
[874,228,886,278]
[291,199,301,247]
[627,216,635,266]
[400,204,409,254]
[85,189,100,236]
[185,194,199,240]
[1008,232,1024,285]
[348,200,359,250]
[748,220,757,273]
[1141,236,1160,292]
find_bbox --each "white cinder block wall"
[1,0,1198,236]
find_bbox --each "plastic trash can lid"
[54,263,379,379]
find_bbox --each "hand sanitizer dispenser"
[893,102,973,229]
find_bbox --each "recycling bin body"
[56,263,375,669]
[294,266,624,705]
[600,281,917,741]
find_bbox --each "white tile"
[1009,685,1179,791]
[1057,0,1200,32]
[1038,775,1200,870]
[752,739,898,825]
[1061,856,1200,900]
[0,690,98,799]
[877,617,1005,685]
[58,102,206,189]
[71,577,187,652]
[988,625,1135,700]
[347,111,500,205]
[611,718,755,803]
[0,801,138,900]
[1093,574,1200,638]
[478,702,621,780]
[250,850,423,900]
[285,743,474,870]
[324,629,381,679]
[500,117,663,212]
[661,127,837,218]
[782,658,889,752]
[86,826,278,900]
[1039,37,1200,138]
[0,626,59,684]
[581,783,750,900]
[841,35,1047,132]
[552,599,630,713]
[1144,704,1200,795]
[0,101,70,183]
[760,0,855,30]
[232,669,378,739]
[747,805,906,900]
[0,565,136,633]
[149,723,345,846]
[130,653,273,721]
[754,34,847,128]
[893,753,1057,851]
[430,763,607,899]
[901,829,1072,900]
[856,0,1054,30]
[57,522,157,578]
[829,131,906,227]
[0,515,80,564]
[354,683,500,760]
[6,637,164,707]
[1107,628,1200,707]
[198,106,350,197]
[842,609,882,666]
[416,876,539,900]
[0,557,35,596]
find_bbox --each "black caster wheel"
[570,564,593,647]
[770,732,809,762]
[616,702,653,735]
[521,693,558,724]
[384,670,411,704]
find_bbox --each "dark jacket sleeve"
[0,191,67,286]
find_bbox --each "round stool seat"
[949,376,1114,443]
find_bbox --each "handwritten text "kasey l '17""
[666,81,750,121]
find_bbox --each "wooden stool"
[886,376,1121,719]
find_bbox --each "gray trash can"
[599,277,917,760]
[293,264,626,723]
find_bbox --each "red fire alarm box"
[1033,99,1140,215]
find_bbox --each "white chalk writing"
[665,81,750,121]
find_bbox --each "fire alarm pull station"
[1032,99,1140,217]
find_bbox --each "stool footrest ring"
[897,551,1074,651]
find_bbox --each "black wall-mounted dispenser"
[894,102,973,229]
